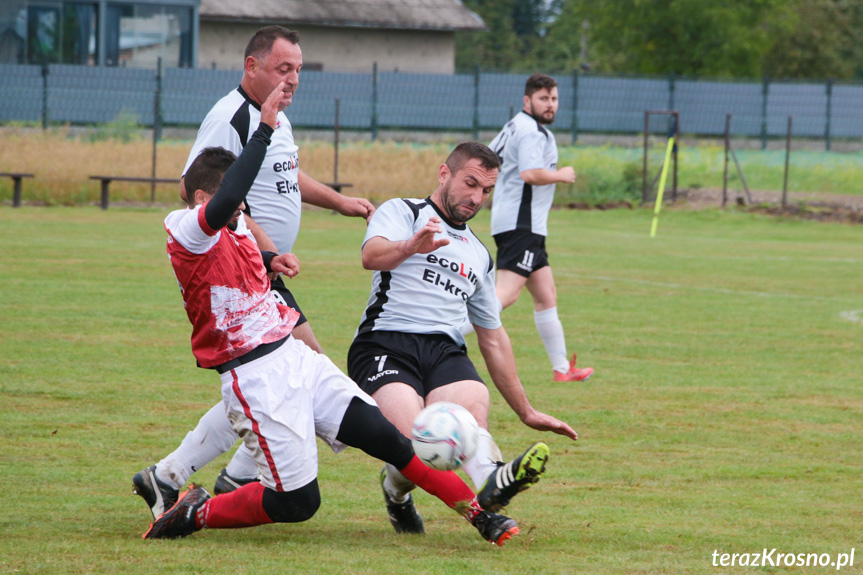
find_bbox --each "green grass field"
[557,144,863,205]
[1,206,861,574]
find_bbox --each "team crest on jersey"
[447,230,469,243]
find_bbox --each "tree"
[455,0,562,72]
[761,0,863,80]
[545,0,794,78]
[456,0,863,81]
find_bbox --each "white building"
[198,0,485,74]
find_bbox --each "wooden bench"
[89,176,180,210]
[0,172,35,208]
[323,182,353,194]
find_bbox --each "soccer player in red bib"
[142,84,518,546]
[134,25,376,515]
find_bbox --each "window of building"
[0,0,193,68]
[25,3,96,65]
[106,3,190,68]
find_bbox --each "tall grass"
[2,127,863,206]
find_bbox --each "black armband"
[261,251,277,273]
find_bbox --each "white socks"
[382,463,416,503]
[461,428,503,489]
[387,430,503,497]
[155,402,239,488]
[225,443,259,481]
[534,307,570,373]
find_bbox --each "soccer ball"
[411,402,480,471]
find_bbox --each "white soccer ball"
[411,402,480,471]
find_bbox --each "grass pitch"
[1,206,861,574]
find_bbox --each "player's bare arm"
[245,215,279,253]
[474,324,578,441]
[298,170,376,222]
[244,216,280,280]
[520,166,576,185]
[361,217,450,271]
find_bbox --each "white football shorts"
[220,336,375,492]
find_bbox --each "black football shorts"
[347,330,484,397]
[493,229,549,277]
[271,275,308,326]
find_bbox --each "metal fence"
[2,63,863,148]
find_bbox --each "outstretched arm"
[361,216,450,271]
[298,170,375,222]
[474,324,578,440]
[203,83,283,230]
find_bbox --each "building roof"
[199,0,486,32]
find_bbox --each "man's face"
[524,86,559,125]
[438,159,498,224]
[247,38,302,111]
[225,205,244,231]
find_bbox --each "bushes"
[557,146,641,206]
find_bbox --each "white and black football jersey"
[183,87,301,255]
[356,198,502,347]
[489,111,559,237]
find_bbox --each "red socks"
[197,482,274,529]
[399,455,481,521]
[196,457,481,530]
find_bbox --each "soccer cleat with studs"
[380,467,424,534]
[478,442,550,512]
[133,465,179,520]
[143,485,210,539]
[553,352,594,382]
[213,468,260,495]
[472,509,519,546]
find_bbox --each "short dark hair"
[445,141,500,174]
[244,26,300,61]
[525,73,557,97]
[183,147,237,207]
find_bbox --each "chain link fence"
[3,63,863,148]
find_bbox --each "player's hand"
[261,82,284,129]
[339,196,376,222]
[407,216,449,256]
[521,409,578,440]
[558,166,576,184]
[271,252,300,278]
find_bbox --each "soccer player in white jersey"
[489,73,594,383]
[133,26,376,517]
[346,142,578,534]
[142,85,519,546]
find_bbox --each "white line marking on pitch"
[839,310,863,324]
